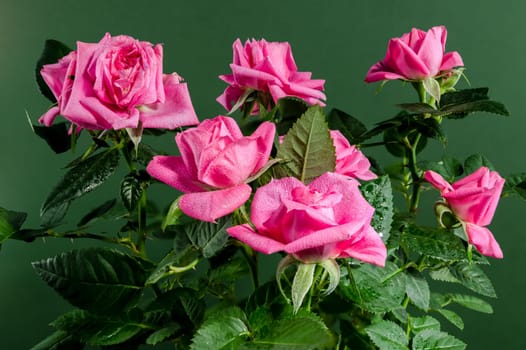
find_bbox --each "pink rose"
[330,130,377,181]
[39,33,198,130]
[146,116,276,222]
[365,26,464,82]
[424,167,505,258]
[217,39,326,113]
[227,172,387,265]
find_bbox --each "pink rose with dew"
[227,172,387,265]
[330,130,377,181]
[146,116,276,222]
[39,33,198,130]
[424,167,505,258]
[217,38,326,114]
[365,25,464,83]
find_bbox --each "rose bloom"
[217,38,326,113]
[424,167,505,258]
[365,25,464,82]
[227,172,387,265]
[330,130,377,181]
[146,116,275,222]
[39,33,198,130]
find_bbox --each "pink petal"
[227,224,285,254]
[445,188,501,225]
[283,222,357,254]
[39,106,61,126]
[61,41,103,127]
[176,128,212,179]
[416,28,444,77]
[364,62,407,82]
[199,115,244,139]
[465,223,503,259]
[440,52,464,71]
[249,121,276,171]
[262,41,297,81]
[140,76,199,129]
[230,64,278,90]
[338,226,387,266]
[424,170,454,193]
[146,155,203,193]
[216,85,243,112]
[250,177,304,230]
[386,38,431,80]
[309,172,373,225]
[80,96,137,129]
[40,52,76,101]
[200,137,262,187]
[429,26,448,53]
[179,184,252,222]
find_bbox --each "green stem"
[46,229,139,253]
[402,153,412,210]
[408,133,423,213]
[241,244,260,290]
[381,262,415,283]
[136,190,148,257]
[306,264,324,312]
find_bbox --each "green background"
[1,0,525,348]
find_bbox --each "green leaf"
[365,320,408,350]
[438,87,507,116]
[398,103,436,114]
[448,262,496,298]
[401,225,466,261]
[181,216,232,258]
[190,307,249,350]
[36,39,72,103]
[412,329,466,350]
[145,250,199,285]
[30,331,82,350]
[51,309,146,346]
[411,316,441,334]
[339,262,406,313]
[146,324,181,345]
[245,314,335,349]
[443,100,509,118]
[420,155,463,183]
[146,288,205,327]
[275,97,310,135]
[463,154,495,174]
[435,309,464,330]
[0,207,27,244]
[77,199,117,227]
[503,173,526,201]
[413,118,446,144]
[245,281,281,314]
[360,175,394,242]
[31,122,72,154]
[423,77,441,104]
[291,263,316,314]
[441,88,489,106]
[428,267,460,283]
[40,149,120,227]
[162,197,183,230]
[327,108,367,143]
[120,171,149,211]
[448,294,493,313]
[208,255,250,296]
[32,248,149,314]
[277,105,336,183]
[405,271,430,311]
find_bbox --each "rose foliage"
[1,27,524,350]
